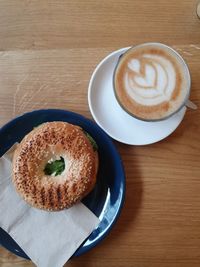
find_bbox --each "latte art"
[125,55,176,105]
[114,43,190,120]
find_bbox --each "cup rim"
[113,42,191,122]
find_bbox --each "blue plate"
[0,109,125,259]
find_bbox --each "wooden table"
[0,1,200,266]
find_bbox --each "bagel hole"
[44,156,65,176]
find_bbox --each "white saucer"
[88,47,186,145]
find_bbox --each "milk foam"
[124,54,176,106]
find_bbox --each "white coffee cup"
[113,42,196,122]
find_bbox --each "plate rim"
[0,108,126,259]
[88,47,186,146]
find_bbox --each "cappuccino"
[114,43,190,121]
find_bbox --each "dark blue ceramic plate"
[0,109,125,259]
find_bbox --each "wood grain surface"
[0,0,200,266]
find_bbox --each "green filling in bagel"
[44,157,65,176]
[83,131,98,151]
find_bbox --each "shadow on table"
[158,111,198,146]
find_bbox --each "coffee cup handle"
[185,99,198,110]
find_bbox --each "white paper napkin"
[0,144,100,267]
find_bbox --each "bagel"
[12,121,98,211]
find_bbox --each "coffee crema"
[114,43,190,120]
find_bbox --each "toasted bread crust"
[12,121,98,211]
